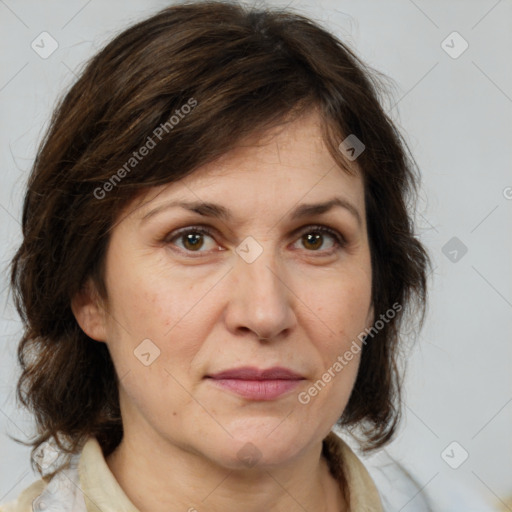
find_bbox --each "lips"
[207,366,304,380]
[206,366,305,401]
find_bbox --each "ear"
[365,303,375,331]
[71,278,108,342]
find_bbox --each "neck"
[106,430,347,512]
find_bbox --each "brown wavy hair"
[9,0,429,481]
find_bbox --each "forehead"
[191,109,357,178]
[127,110,365,225]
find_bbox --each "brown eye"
[166,227,218,253]
[182,232,205,251]
[302,232,325,251]
[294,225,345,252]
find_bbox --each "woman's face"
[77,110,374,469]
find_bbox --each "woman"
[3,1,432,511]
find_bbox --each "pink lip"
[208,366,303,380]
[206,366,304,401]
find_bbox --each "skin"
[72,109,374,512]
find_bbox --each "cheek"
[299,267,371,410]
[104,253,190,334]
[103,262,216,382]
[309,271,372,341]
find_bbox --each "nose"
[223,246,297,342]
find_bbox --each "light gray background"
[1,0,511,509]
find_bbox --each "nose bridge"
[228,237,295,338]
[242,248,281,296]
[237,238,286,302]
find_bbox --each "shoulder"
[1,460,87,512]
[362,452,432,511]
[326,430,498,512]
[0,440,90,512]
[362,449,498,512]
[0,478,47,512]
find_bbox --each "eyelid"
[162,225,219,255]
[163,224,216,243]
[293,224,346,246]
[163,223,347,254]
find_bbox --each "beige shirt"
[1,431,384,512]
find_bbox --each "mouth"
[205,366,305,401]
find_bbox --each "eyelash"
[164,224,346,256]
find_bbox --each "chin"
[209,427,308,470]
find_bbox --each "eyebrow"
[141,196,362,227]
